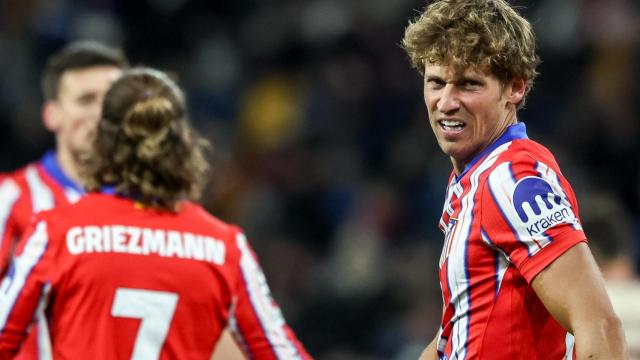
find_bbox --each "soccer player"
[401,1,628,359]
[0,67,312,359]
[0,40,128,359]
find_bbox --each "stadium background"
[0,0,638,358]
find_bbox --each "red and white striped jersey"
[0,192,311,359]
[0,151,83,359]
[436,123,585,360]
[0,151,83,274]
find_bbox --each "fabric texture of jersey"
[0,193,311,360]
[436,123,585,360]
[0,151,83,360]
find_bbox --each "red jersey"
[0,151,83,273]
[436,123,585,359]
[0,151,83,359]
[0,192,311,359]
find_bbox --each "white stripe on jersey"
[563,333,575,359]
[235,233,301,360]
[36,283,53,360]
[446,142,510,360]
[0,179,21,241]
[25,166,54,212]
[0,221,48,329]
[228,297,251,357]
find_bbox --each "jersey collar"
[455,122,529,181]
[40,150,85,194]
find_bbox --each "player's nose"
[437,85,460,114]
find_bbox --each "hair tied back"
[122,96,173,140]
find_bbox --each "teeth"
[440,120,464,127]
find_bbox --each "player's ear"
[42,100,61,132]
[505,77,527,106]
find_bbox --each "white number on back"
[111,288,179,360]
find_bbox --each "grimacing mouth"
[437,118,466,131]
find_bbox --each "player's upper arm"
[0,219,51,357]
[0,178,22,274]
[531,242,613,331]
[531,242,628,359]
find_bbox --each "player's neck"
[452,159,465,176]
[55,145,85,186]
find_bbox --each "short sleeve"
[228,231,311,359]
[480,155,586,283]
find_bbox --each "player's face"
[423,63,525,174]
[49,66,122,157]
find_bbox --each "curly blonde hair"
[402,0,540,107]
[84,67,210,211]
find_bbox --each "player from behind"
[0,67,311,359]
[401,0,628,359]
[0,40,127,359]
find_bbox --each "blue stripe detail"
[480,228,501,296]
[455,122,528,182]
[40,151,84,194]
[487,167,531,256]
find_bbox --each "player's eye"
[76,94,97,106]
[460,79,481,89]
[426,77,445,89]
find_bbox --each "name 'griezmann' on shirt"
[65,225,226,265]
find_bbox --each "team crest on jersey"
[512,176,577,236]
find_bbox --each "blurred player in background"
[0,40,128,359]
[402,0,628,359]
[0,67,311,359]
[0,40,127,274]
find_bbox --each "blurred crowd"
[0,0,639,358]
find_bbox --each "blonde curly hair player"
[0,67,312,360]
[402,1,628,359]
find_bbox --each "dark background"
[0,0,638,358]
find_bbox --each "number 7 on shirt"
[111,288,179,360]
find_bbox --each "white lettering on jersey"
[65,226,226,265]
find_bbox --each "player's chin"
[438,139,464,156]
[440,142,476,162]
[71,145,93,160]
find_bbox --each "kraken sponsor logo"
[512,176,577,236]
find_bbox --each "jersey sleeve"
[480,154,586,283]
[0,178,23,276]
[0,219,52,358]
[228,231,311,360]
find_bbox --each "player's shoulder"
[0,162,53,215]
[506,138,557,163]
[492,138,562,175]
[178,201,243,239]
[33,192,106,225]
[0,161,38,185]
